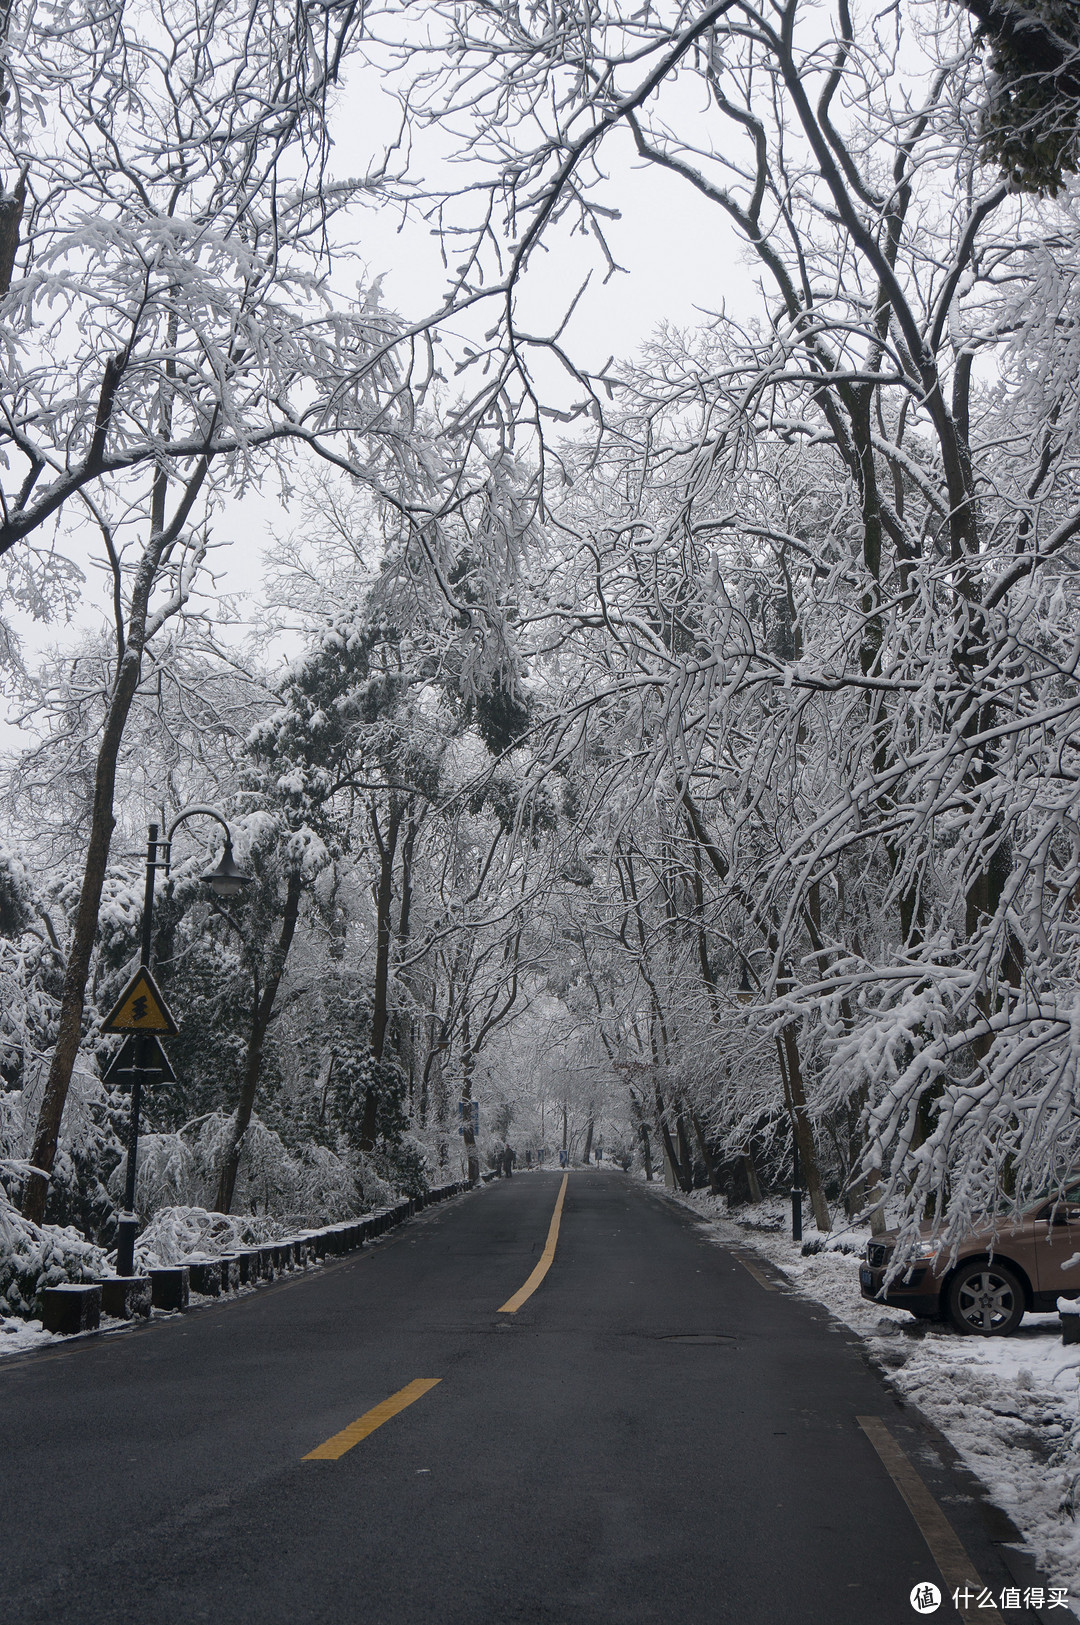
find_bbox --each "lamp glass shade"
[200,840,252,899]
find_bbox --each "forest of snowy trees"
[2,0,1080,1310]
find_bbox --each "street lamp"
[199,834,250,899]
[113,807,252,1277]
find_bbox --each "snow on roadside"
[0,1308,155,1358]
[666,1187,1080,1619]
[0,1313,56,1356]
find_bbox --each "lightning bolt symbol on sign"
[101,968,178,1035]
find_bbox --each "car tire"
[946,1260,1026,1336]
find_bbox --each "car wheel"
[946,1261,1025,1335]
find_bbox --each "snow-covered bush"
[0,1092,27,1202]
[108,1110,369,1231]
[2,1065,124,1241]
[133,1205,274,1267]
[801,1236,862,1258]
[231,1117,367,1225]
[365,1130,430,1201]
[0,929,60,1098]
[0,846,33,938]
[0,1185,106,1317]
[266,1139,365,1223]
[105,1122,208,1218]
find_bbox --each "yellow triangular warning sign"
[101,968,179,1036]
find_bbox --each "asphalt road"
[2,1171,1049,1624]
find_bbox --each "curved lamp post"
[114,807,252,1277]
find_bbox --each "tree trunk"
[358,1085,379,1156]
[419,1013,442,1128]
[395,818,421,1099]
[742,1151,763,1205]
[639,1117,654,1180]
[582,1117,595,1164]
[0,168,26,297]
[22,649,144,1222]
[690,1110,722,1195]
[369,801,402,1063]
[21,460,207,1224]
[777,1026,831,1232]
[461,1086,479,1183]
[676,1112,695,1186]
[215,868,303,1215]
[433,1051,449,1169]
[627,1089,653,1179]
[359,799,402,1156]
[460,1020,479,1183]
[655,1082,691,1192]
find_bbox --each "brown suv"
[860,1183,1080,1334]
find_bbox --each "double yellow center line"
[304,1174,570,1460]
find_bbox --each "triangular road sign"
[101,968,179,1036]
[102,1033,176,1087]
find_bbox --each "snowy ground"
[0,1313,57,1356]
[662,1186,1080,1618]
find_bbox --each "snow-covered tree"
[7,0,454,1224]
[363,0,1080,1243]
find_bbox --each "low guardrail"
[41,1180,470,1335]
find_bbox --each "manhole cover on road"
[660,1333,736,1345]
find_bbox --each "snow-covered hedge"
[107,1112,366,1228]
[0,1187,106,1317]
[132,1205,275,1268]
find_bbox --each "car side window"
[1036,1187,1080,1222]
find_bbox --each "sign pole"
[114,824,161,1278]
[104,805,249,1274]
[115,1040,148,1276]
